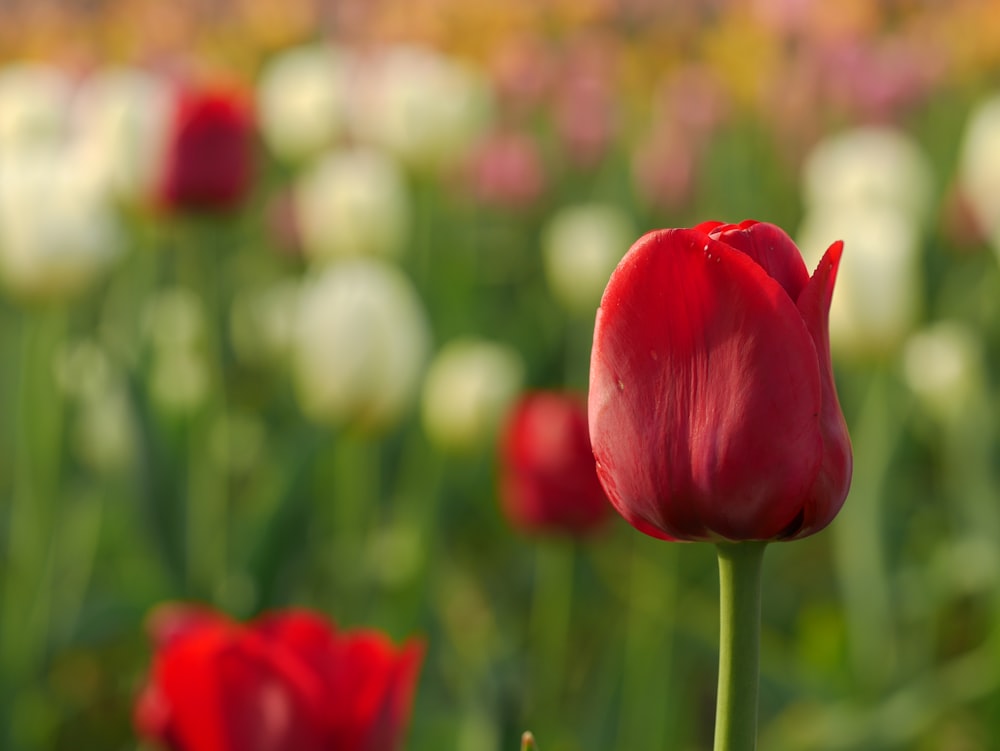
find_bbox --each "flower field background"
[3,0,1000,749]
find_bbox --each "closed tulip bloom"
[589,220,852,542]
[135,604,423,751]
[157,85,255,212]
[500,392,611,535]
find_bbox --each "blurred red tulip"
[135,604,423,751]
[499,392,611,536]
[589,220,852,542]
[158,85,255,212]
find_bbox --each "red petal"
[589,228,825,541]
[329,632,424,751]
[157,624,327,751]
[707,221,811,300]
[792,241,853,537]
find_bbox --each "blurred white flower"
[72,383,136,473]
[350,45,493,172]
[541,203,634,314]
[421,338,524,452]
[142,287,210,414]
[902,321,984,422]
[0,63,72,151]
[229,278,300,364]
[803,126,934,222]
[71,66,175,202]
[294,147,410,261]
[0,145,123,300]
[292,257,430,429]
[142,286,206,351]
[798,205,922,359]
[55,338,136,473]
[958,94,1000,243]
[256,43,352,162]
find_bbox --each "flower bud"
[294,148,410,261]
[542,202,634,314]
[589,220,852,542]
[500,391,611,536]
[420,338,524,453]
[256,42,352,162]
[350,45,493,172]
[291,258,430,429]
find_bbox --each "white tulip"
[350,45,493,172]
[797,205,922,359]
[421,339,525,452]
[0,63,72,151]
[902,322,984,421]
[292,258,430,428]
[0,145,123,300]
[541,203,634,314]
[803,126,934,222]
[958,94,1000,243]
[71,66,175,202]
[256,43,353,162]
[294,147,410,260]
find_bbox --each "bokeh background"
[3,0,1000,749]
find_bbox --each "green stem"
[714,541,767,751]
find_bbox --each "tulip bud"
[350,45,493,173]
[0,63,71,151]
[294,147,410,261]
[902,321,984,422]
[797,205,921,359]
[256,42,352,162]
[291,258,430,429]
[72,66,175,203]
[541,202,634,314]
[0,145,123,301]
[958,94,1000,245]
[802,126,933,222]
[156,84,255,213]
[420,338,524,453]
[589,220,852,542]
[500,391,611,536]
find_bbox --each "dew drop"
[617,378,625,392]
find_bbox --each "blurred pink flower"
[461,130,547,209]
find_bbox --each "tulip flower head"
[500,391,611,536]
[589,220,852,542]
[157,85,255,212]
[135,603,424,751]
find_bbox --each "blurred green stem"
[713,541,766,751]
[529,540,574,719]
[831,368,897,693]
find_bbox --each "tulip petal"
[708,220,811,300]
[590,228,825,541]
[158,624,327,751]
[793,240,853,537]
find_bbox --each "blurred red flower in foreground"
[499,391,611,535]
[135,603,423,751]
[589,220,852,542]
[158,86,255,212]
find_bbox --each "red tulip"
[499,391,612,535]
[135,604,423,751]
[588,220,852,542]
[158,85,255,212]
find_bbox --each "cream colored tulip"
[256,43,352,162]
[292,258,430,429]
[421,338,524,452]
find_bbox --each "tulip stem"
[713,541,767,751]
